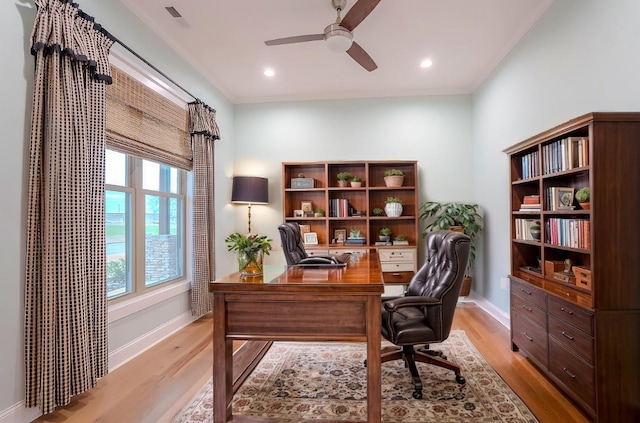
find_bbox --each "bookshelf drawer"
[549,314,593,364]
[548,297,593,335]
[381,262,414,272]
[549,337,595,409]
[511,279,547,310]
[379,249,415,262]
[511,295,546,327]
[512,311,548,368]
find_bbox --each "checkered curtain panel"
[188,102,221,317]
[25,0,114,414]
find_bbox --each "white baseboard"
[0,311,196,423]
[0,402,40,423]
[109,310,196,372]
[461,294,510,328]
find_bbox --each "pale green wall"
[472,0,640,312]
[228,96,474,276]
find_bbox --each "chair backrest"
[278,222,310,265]
[406,230,471,339]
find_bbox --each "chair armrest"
[383,296,441,312]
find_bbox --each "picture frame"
[299,224,311,234]
[334,229,346,243]
[293,209,304,218]
[553,187,575,210]
[303,232,318,245]
[301,201,313,214]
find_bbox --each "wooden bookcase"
[504,112,640,421]
[282,161,419,273]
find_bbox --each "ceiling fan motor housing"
[324,23,353,52]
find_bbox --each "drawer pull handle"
[560,307,574,315]
[521,305,533,312]
[562,368,577,379]
[561,331,574,340]
[523,332,533,342]
[520,288,532,295]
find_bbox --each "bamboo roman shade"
[106,66,191,170]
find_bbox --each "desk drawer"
[381,262,414,272]
[379,249,415,262]
[549,314,593,364]
[328,248,368,257]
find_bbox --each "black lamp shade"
[231,176,269,204]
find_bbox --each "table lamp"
[231,176,269,234]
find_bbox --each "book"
[523,195,540,204]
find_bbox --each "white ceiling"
[119,0,554,104]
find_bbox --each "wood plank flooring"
[33,302,591,423]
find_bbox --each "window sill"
[108,280,191,323]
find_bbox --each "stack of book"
[345,237,366,245]
[519,195,541,212]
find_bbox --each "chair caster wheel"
[441,354,447,360]
[412,390,423,399]
[456,374,466,385]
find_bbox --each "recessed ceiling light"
[420,59,433,69]
[264,68,275,77]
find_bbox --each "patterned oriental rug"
[173,331,537,422]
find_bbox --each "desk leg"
[366,296,382,423]
[213,293,233,422]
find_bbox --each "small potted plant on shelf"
[420,201,483,296]
[372,207,384,216]
[379,227,392,243]
[337,172,352,187]
[225,232,272,276]
[393,234,409,245]
[314,207,325,217]
[384,196,403,217]
[575,187,590,210]
[383,169,404,187]
[350,176,363,187]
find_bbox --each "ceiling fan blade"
[346,41,377,71]
[265,34,324,46]
[340,0,381,32]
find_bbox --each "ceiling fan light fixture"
[324,24,353,53]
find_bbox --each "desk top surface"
[210,252,384,293]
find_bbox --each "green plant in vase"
[337,172,352,187]
[575,187,590,210]
[225,232,272,276]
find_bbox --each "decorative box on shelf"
[291,178,314,189]
[572,266,592,291]
[544,260,564,278]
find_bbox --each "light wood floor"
[33,302,591,423]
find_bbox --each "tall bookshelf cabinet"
[504,113,640,421]
[282,161,419,275]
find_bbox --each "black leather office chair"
[277,222,345,265]
[380,230,471,399]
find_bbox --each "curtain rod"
[112,36,201,105]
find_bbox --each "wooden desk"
[210,252,384,423]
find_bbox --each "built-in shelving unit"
[282,161,419,274]
[504,112,640,421]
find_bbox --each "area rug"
[173,331,537,422]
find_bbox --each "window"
[106,149,187,300]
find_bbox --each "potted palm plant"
[419,201,483,296]
[225,232,272,276]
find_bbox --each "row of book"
[329,198,352,217]
[546,218,590,249]
[514,218,540,241]
[542,136,589,175]
[520,151,540,179]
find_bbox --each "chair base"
[380,344,465,399]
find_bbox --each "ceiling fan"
[264,0,381,72]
